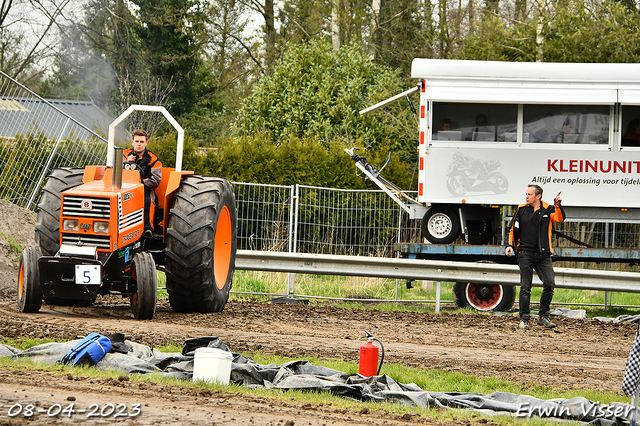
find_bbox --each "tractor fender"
[158,169,193,239]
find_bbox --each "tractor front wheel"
[130,252,157,320]
[165,176,237,313]
[17,247,43,313]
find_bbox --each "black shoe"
[537,316,557,328]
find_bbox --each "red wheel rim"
[465,283,503,311]
[18,261,25,301]
[214,206,232,290]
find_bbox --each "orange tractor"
[17,105,237,319]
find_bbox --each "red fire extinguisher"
[359,330,385,377]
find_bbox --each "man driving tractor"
[123,129,162,235]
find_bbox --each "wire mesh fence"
[0,72,107,211]
[231,182,423,300]
[232,182,640,304]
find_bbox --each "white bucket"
[192,347,233,385]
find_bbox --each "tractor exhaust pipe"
[112,147,123,190]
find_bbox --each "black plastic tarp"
[0,336,634,425]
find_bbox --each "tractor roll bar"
[106,105,185,172]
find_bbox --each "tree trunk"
[369,0,381,59]
[264,0,275,67]
[438,0,448,55]
[515,0,526,21]
[332,0,340,51]
[423,0,434,35]
[536,14,544,62]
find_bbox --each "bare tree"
[116,71,174,138]
[238,0,276,67]
[0,0,74,84]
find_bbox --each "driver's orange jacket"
[123,148,162,189]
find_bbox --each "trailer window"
[432,102,517,142]
[621,105,640,148]
[523,105,609,144]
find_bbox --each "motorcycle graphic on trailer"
[446,152,509,196]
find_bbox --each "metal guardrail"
[395,243,640,264]
[235,250,640,293]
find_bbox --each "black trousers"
[517,251,555,320]
[144,188,156,231]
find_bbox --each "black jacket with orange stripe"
[123,148,162,189]
[507,201,565,255]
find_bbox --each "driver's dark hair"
[528,184,543,197]
[132,129,147,140]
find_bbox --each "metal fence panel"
[234,182,294,252]
[231,183,422,299]
[294,185,414,257]
[0,73,107,210]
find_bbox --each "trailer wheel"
[421,206,460,244]
[130,252,157,320]
[465,221,495,245]
[165,176,237,313]
[466,230,494,245]
[17,247,43,313]
[35,167,85,256]
[453,282,515,311]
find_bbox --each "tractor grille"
[61,233,111,250]
[63,196,111,219]
[119,208,143,232]
[118,194,143,232]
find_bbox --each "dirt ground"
[0,199,637,425]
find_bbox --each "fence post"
[26,118,71,210]
[286,184,300,299]
[395,206,403,300]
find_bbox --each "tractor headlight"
[93,221,110,234]
[62,219,79,231]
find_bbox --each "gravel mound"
[0,199,36,296]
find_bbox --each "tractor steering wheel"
[123,161,143,173]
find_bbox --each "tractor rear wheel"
[17,247,43,313]
[35,167,84,256]
[165,176,237,313]
[453,282,516,312]
[130,252,157,320]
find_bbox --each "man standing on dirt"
[505,185,565,329]
[123,129,162,235]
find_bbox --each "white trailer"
[352,59,640,245]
